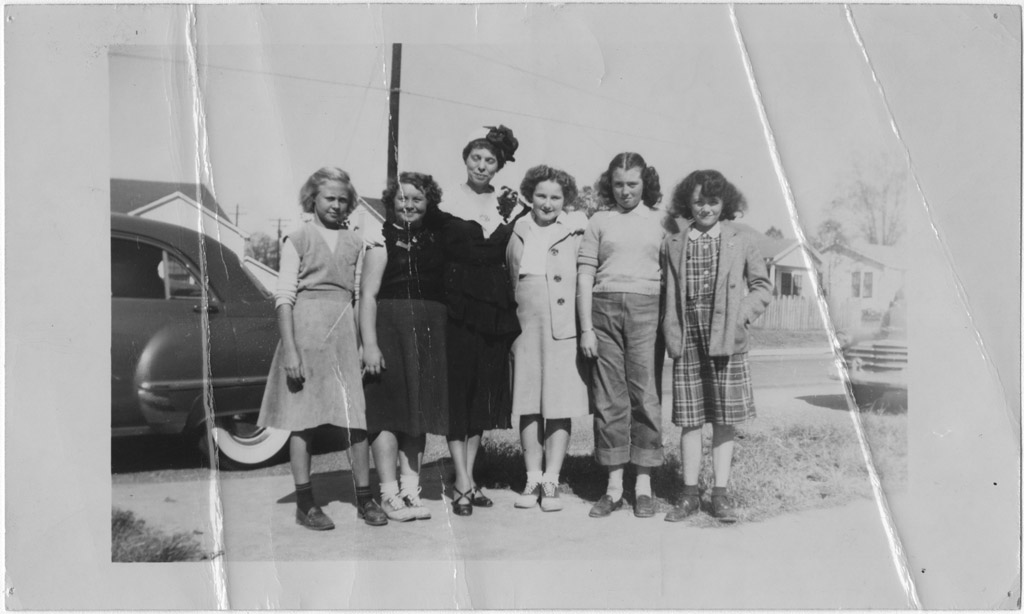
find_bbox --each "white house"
[820,241,906,315]
[750,234,823,297]
[110,179,249,257]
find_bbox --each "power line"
[109,50,387,94]
[441,44,677,122]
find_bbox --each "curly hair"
[596,152,662,209]
[462,124,519,170]
[670,169,747,221]
[519,164,578,206]
[381,172,444,227]
[299,167,359,214]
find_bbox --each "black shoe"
[589,494,623,518]
[357,499,389,526]
[710,494,739,523]
[633,494,656,518]
[452,487,473,516]
[295,506,335,531]
[469,486,494,508]
[665,495,701,523]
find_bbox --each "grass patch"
[474,411,906,526]
[749,328,830,349]
[861,411,908,493]
[112,508,211,562]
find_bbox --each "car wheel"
[199,415,289,470]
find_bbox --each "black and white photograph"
[5,3,1021,610]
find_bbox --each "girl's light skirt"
[511,275,589,420]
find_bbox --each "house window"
[850,270,874,299]
[779,272,803,297]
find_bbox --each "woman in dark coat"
[440,125,528,516]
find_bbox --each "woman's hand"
[579,329,598,359]
[361,344,386,376]
[282,345,304,382]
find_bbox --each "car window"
[112,237,208,300]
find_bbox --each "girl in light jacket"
[506,165,589,512]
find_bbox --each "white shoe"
[401,487,431,520]
[381,494,416,522]
[540,482,563,512]
[514,482,542,509]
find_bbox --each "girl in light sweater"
[577,152,668,519]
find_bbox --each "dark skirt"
[446,319,514,438]
[364,299,449,437]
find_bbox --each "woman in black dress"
[441,125,528,516]
[361,172,449,522]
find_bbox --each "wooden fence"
[751,295,856,331]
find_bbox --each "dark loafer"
[710,494,739,523]
[357,499,389,526]
[633,494,656,518]
[452,487,473,516]
[296,506,335,531]
[589,495,623,518]
[665,495,701,523]
[469,487,494,508]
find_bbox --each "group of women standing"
[257,125,772,531]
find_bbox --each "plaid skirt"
[671,296,756,427]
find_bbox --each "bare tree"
[828,154,908,246]
[245,232,280,270]
[812,218,848,250]
[565,184,608,218]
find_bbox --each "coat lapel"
[715,222,737,295]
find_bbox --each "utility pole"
[387,43,402,184]
[268,217,290,271]
[235,204,240,226]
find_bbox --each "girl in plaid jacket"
[660,170,772,523]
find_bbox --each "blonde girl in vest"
[660,170,771,523]
[258,167,388,530]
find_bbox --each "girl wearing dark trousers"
[578,153,667,519]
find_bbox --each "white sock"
[635,473,652,498]
[380,480,400,501]
[526,470,543,485]
[399,473,419,498]
[607,470,624,501]
[541,471,559,485]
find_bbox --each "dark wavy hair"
[596,152,661,209]
[381,172,444,227]
[462,124,519,170]
[670,169,747,221]
[299,167,359,214]
[519,164,578,206]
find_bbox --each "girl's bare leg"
[711,424,736,488]
[679,426,704,486]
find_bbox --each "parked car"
[838,288,908,410]
[111,213,288,467]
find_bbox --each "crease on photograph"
[731,5,921,609]
[185,3,231,608]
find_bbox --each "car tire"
[198,419,290,470]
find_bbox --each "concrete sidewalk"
[113,459,909,609]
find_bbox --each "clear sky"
[109,4,1007,243]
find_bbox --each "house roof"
[110,178,231,221]
[360,196,385,221]
[741,227,822,266]
[822,242,906,270]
